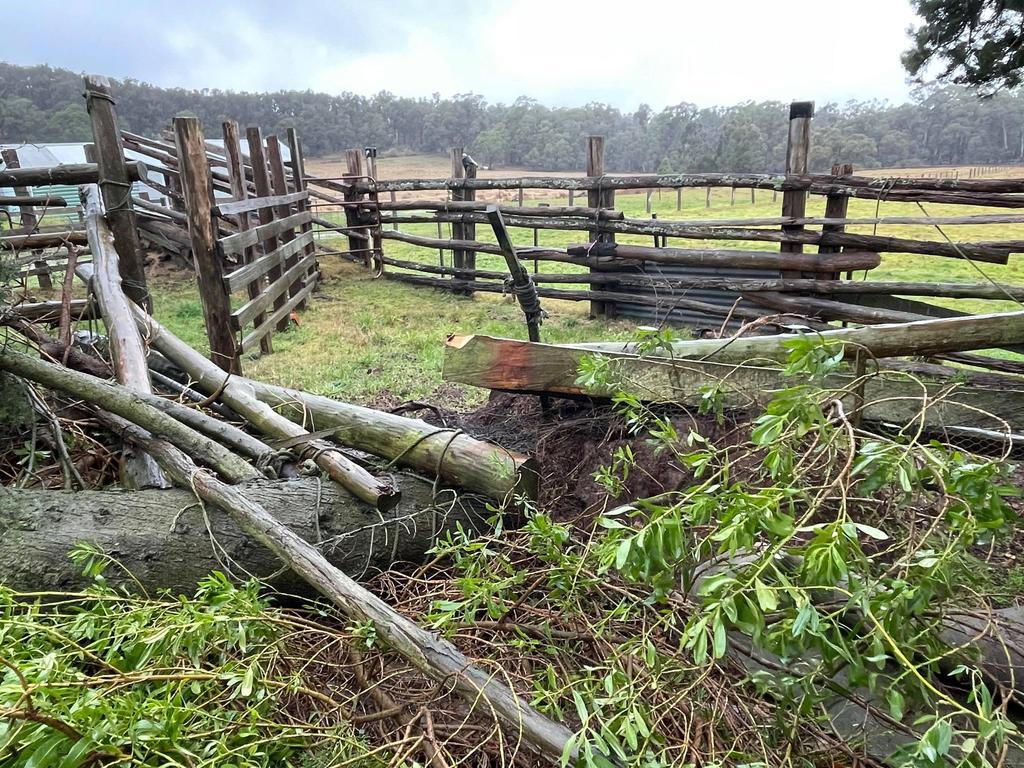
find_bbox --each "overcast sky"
[8,0,921,109]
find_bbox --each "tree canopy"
[904,0,1024,91]
[3,61,1024,173]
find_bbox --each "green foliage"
[904,1,1024,92]
[0,550,367,768]
[571,335,1023,766]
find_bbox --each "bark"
[78,190,167,489]
[442,335,1024,434]
[131,306,399,510]
[0,475,484,597]
[97,415,578,764]
[0,347,258,484]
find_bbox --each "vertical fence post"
[266,135,299,329]
[820,162,854,279]
[463,155,477,294]
[705,187,712,208]
[586,135,614,318]
[0,148,51,291]
[246,126,283,353]
[83,74,149,309]
[450,147,467,288]
[389,191,398,229]
[287,128,319,290]
[363,146,383,274]
[222,120,270,354]
[173,117,240,373]
[645,189,653,213]
[344,148,370,267]
[780,101,814,278]
[676,187,682,211]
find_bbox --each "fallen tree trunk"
[443,335,1024,433]
[78,189,167,489]
[130,306,400,511]
[237,377,540,501]
[0,474,484,597]
[97,414,578,764]
[567,310,1024,363]
[0,347,259,484]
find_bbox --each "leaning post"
[83,74,150,309]
[172,117,240,374]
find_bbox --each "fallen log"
[131,306,400,511]
[0,347,259,484]
[100,414,578,764]
[78,190,167,489]
[234,377,539,502]
[567,310,1024,363]
[5,299,94,324]
[0,474,484,597]
[443,335,1024,433]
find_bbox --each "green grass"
[150,187,1024,406]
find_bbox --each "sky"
[7,0,922,110]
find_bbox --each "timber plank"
[224,231,314,292]
[231,252,316,330]
[219,210,313,255]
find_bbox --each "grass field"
[150,162,1024,408]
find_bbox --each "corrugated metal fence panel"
[606,263,779,333]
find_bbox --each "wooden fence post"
[172,117,240,374]
[820,162,854,279]
[83,74,149,310]
[246,127,281,351]
[586,135,614,318]
[677,187,682,211]
[287,128,318,289]
[780,101,814,278]
[344,149,370,267]
[266,135,299,329]
[222,121,270,355]
[450,147,467,287]
[0,148,51,291]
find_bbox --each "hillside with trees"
[1,60,1023,173]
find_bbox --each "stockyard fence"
[4,82,1024,378]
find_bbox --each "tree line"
[2,61,1023,174]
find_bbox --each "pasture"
[152,173,1024,405]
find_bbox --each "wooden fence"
[6,82,1024,377]
[320,101,1024,363]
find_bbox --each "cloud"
[6,0,920,108]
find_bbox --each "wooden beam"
[286,127,317,300]
[486,205,542,342]
[266,135,300,329]
[442,335,1024,433]
[213,190,307,216]
[83,74,149,309]
[223,120,269,353]
[0,162,146,188]
[172,117,240,373]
